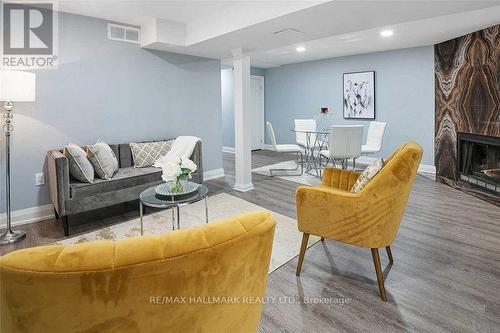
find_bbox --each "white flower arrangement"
[159,157,197,192]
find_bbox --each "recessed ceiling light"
[380,30,394,37]
[296,46,306,52]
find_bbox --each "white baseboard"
[417,164,437,175]
[356,156,435,176]
[222,146,235,154]
[0,204,54,228]
[233,183,255,192]
[203,168,225,181]
[225,146,273,153]
[1,157,434,229]
[0,168,225,228]
[262,146,435,175]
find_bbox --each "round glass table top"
[140,183,208,208]
[291,128,331,134]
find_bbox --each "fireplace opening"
[457,132,500,194]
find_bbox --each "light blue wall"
[0,12,222,212]
[264,46,435,165]
[221,67,265,148]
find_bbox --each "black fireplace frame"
[457,132,500,193]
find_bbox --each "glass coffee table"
[139,183,209,235]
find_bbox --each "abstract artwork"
[343,71,375,119]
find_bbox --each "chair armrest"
[322,167,360,191]
[47,150,70,216]
[296,185,391,248]
[296,186,359,234]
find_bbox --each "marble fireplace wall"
[435,24,500,182]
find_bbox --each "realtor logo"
[1,2,58,69]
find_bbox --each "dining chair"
[362,121,387,154]
[319,125,364,170]
[266,121,304,176]
[294,119,317,149]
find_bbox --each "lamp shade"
[0,70,36,102]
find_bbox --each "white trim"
[0,168,225,228]
[0,204,54,228]
[222,146,235,154]
[233,183,255,192]
[355,156,378,166]
[203,168,225,180]
[417,164,437,176]
[356,156,435,176]
[263,145,435,174]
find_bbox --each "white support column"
[232,49,254,192]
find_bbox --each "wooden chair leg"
[386,246,394,264]
[371,248,387,301]
[296,233,310,276]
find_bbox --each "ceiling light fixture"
[380,30,394,37]
[296,46,306,52]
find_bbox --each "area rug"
[252,160,322,186]
[58,193,319,273]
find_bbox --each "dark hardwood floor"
[1,150,499,332]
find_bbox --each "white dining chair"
[294,119,317,149]
[362,121,386,154]
[266,121,304,176]
[320,125,364,170]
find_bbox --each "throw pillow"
[350,158,384,193]
[64,143,94,183]
[87,140,119,180]
[130,140,173,168]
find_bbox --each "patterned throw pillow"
[87,140,119,180]
[350,158,384,193]
[64,143,94,183]
[130,140,173,168]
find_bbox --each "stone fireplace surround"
[435,24,499,206]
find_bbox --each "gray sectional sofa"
[47,139,203,236]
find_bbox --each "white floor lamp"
[0,70,36,245]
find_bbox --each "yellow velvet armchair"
[0,211,276,332]
[295,142,423,301]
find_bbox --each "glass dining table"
[291,128,331,177]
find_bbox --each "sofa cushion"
[70,167,162,198]
[130,140,173,168]
[351,158,384,193]
[64,144,94,183]
[87,140,119,180]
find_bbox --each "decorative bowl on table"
[155,181,199,197]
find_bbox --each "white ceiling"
[28,0,500,67]
[51,1,321,26]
